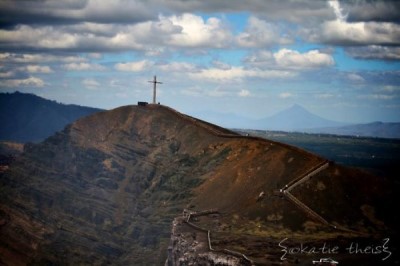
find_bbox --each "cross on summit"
[148,75,162,104]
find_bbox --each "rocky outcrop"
[166,216,249,266]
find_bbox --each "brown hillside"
[0,104,397,265]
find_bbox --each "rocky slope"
[0,104,398,265]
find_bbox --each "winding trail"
[183,209,255,266]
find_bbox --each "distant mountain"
[0,91,103,142]
[192,105,400,139]
[307,121,400,139]
[191,104,346,130]
[255,104,346,131]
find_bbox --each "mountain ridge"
[0,91,103,142]
[0,104,397,265]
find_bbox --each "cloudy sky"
[0,0,399,123]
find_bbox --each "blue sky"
[0,0,399,124]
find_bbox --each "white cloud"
[63,62,105,71]
[328,0,347,22]
[0,25,78,49]
[279,92,294,99]
[347,73,365,83]
[0,24,144,51]
[237,16,291,47]
[157,62,197,72]
[164,13,232,48]
[273,49,334,69]
[114,60,153,72]
[238,89,250,97]
[82,78,100,90]
[20,65,53,73]
[0,53,86,63]
[0,13,232,52]
[319,20,400,46]
[3,76,45,87]
[189,66,295,82]
[304,1,400,47]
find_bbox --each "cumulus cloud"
[318,20,400,46]
[149,0,333,24]
[63,62,105,71]
[0,25,78,49]
[0,13,233,52]
[346,46,400,61]
[82,78,100,89]
[0,0,155,26]
[273,49,334,69]
[1,0,398,62]
[0,24,146,51]
[165,13,232,48]
[157,62,197,72]
[305,0,400,47]
[0,53,86,63]
[115,60,153,72]
[189,66,295,82]
[244,48,334,70]
[19,65,53,73]
[237,16,291,47]
[2,76,45,87]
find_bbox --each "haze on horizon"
[0,0,399,123]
